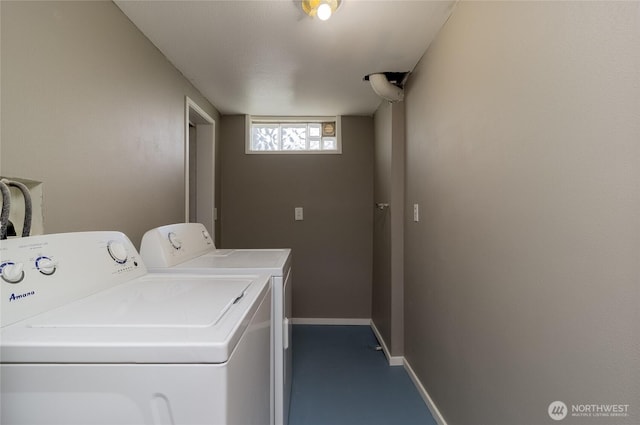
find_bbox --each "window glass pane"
[322,137,337,150]
[252,124,279,150]
[309,139,321,150]
[281,125,307,150]
[249,118,339,154]
[309,124,321,138]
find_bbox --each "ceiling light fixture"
[302,0,341,21]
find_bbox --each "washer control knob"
[36,256,57,275]
[168,232,182,250]
[202,230,210,240]
[107,241,128,264]
[1,262,25,284]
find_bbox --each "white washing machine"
[0,231,271,425]
[140,223,292,425]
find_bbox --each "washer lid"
[173,249,291,276]
[30,275,249,328]
[0,273,270,364]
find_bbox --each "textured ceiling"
[115,0,456,116]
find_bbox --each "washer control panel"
[107,240,129,264]
[0,261,25,284]
[35,256,56,275]
[1,231,147,327]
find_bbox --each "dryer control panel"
[140,223,215,268]
[0,231,147,327]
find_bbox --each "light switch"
[295,207,304,221]
[413,204,419,222]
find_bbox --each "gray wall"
[373,102,393,344]
[220,115,373,319]
[404,2,640,425]
[372,101,405,356]
[1,1,220,246]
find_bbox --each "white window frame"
[246,115,342,154]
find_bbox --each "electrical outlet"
[413,204,419,222]
[295,207,304,221]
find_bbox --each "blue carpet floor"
[288,325,438,425]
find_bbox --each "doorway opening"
[184,97,216,240]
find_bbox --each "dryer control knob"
[36,256,57,275]
[168,232,182,250]
[1,262,25,284]
[107,241,128,264]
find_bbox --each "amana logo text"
[9,291,36,302]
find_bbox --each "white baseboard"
[291,317,371,326]
[369,320,404,366]
[403,358,448,425]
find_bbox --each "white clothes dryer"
[140,223,292,425]
[0,231,271,425]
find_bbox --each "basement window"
[246,116,341,154]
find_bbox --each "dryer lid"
[174,249,291,276]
